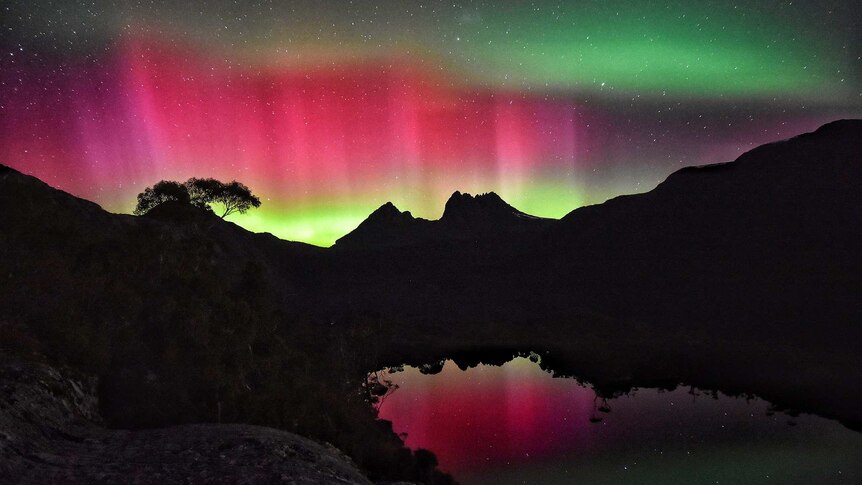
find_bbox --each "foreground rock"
[0,355,373,484]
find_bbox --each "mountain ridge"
[6,118,860,252]
[552,118,862,252]
[334,190,553,250]
[1,119,860,441]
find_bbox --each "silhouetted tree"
[185,177,224,210]
[184,178,261,218]
[133,181,191,215]
[134,178,262,217]
[207,180,262,218]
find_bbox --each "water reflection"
[376,357,862,484]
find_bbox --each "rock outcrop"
[0,355,374,484]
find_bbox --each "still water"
[376,357,862,484]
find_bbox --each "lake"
[375,357,862,484]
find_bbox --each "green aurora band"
[2,0,860,246]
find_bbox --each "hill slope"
[0,165,454,484]
[542,119,861,334]
[0,119,860,477]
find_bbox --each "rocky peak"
[334,202,431,248]
[441,191,540,225]
[365,201,415,224]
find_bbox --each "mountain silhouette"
[319,120,862,430]
[0,164,452,484]
[552,119,861,251]
[1,120,861,481]
[440,191,547,228]
[335,191,551,250]
[334,202,434,249]
[540,119,861,333]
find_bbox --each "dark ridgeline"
[0,120,860,482]
[334,190,552,250]
[334,201,435,249]
[328,121,861,329]
[320,120,862,432]
[0,164,454,484]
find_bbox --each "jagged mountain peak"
[333,201,429,248]
[335,191,550,249]
[445,190,506,206]
[441,190,533,223]
[367,201,414,222]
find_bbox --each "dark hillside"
[1,120,860,481]
[0,165,454,484]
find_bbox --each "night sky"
[2,1,861,245]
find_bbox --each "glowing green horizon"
[224,178,639,247]
[5,1,859,248]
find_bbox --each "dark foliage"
[210,180,262,218]
[133,181,191,215]
[185,177,225,210]
[135,178,262,218]
[186,177,262,217]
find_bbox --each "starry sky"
[2,1,860,245]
